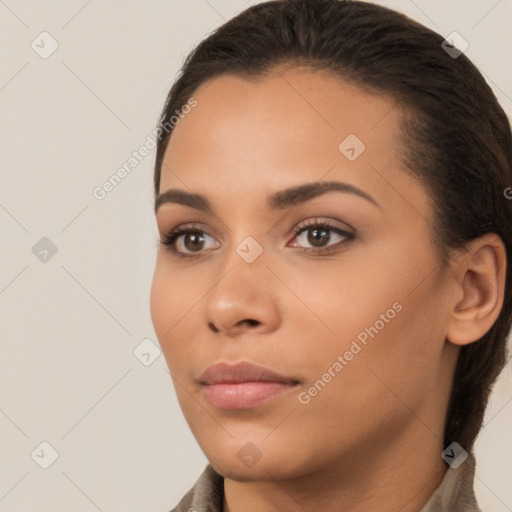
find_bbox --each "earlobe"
[446,233,507,346]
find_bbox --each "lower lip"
[202,381,298,409]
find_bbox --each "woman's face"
[150,67,460,480]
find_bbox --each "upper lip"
[199,361,300,385]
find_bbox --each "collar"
[170,452,481,512]
[420,451,481,511]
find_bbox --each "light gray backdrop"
[1,0,511,510]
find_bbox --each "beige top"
[169,453,481,512]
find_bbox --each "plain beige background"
[1,0,511,510]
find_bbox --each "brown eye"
[181,232,206,252]
[290,220,353,252]
[160,224,220,258]
[305,226,331,247]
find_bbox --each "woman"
[149,0,512,510]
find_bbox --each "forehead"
[159,67,429,221]
[168,66,403,149]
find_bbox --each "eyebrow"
[154,180,381,214]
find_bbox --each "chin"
[209,455,290,482]
[201,437,307,482]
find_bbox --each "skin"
[150,66,506,512]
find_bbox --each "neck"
[222,425,448,512]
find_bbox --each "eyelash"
[159,219,355,260]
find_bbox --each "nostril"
[208,322,220,332]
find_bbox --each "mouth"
[201,381,300,409]
[198,361,301,410]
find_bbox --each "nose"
[204,252,281,337]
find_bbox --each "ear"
[446,233,507,346]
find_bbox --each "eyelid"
[162,222,220,242]
[291,217,354,235]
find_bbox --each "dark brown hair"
[153,0,512,451]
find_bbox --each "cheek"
[149,259,188,366]
[291,301,442,449]
[150,257,214,381]
[149,261,172,342]
[150,256,200,337]
[284,240,444,394]
[276,249,408,347]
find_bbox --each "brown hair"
[153,0,512,451]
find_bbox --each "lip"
[199,361,301,410]
[199,361,300,385]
